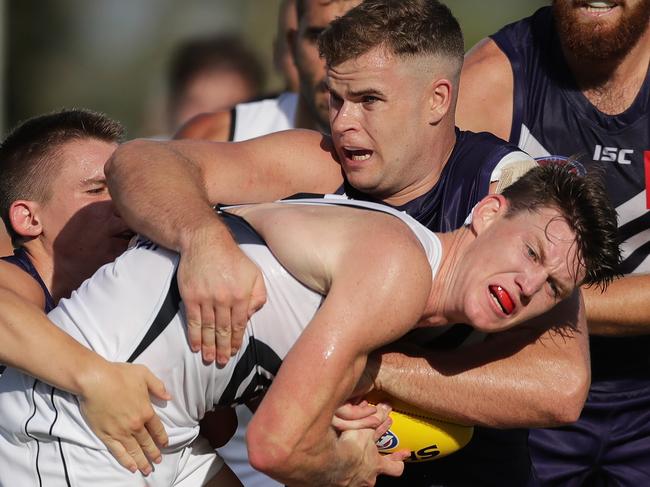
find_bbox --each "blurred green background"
[5,0,548,138]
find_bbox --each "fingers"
[145,370,172,402]
[185,301,203,353]
[214,304,232,366]
[332,402,392,432]
[336,400,376,420]
[178,249,268,365]
[122,434,154,476]
[103,438,138,474]
[144,413,169,450]
[200,302,219,363]
[374,415,393,442]
[134,427,162,467]
[230,299,249,357]
[378,451,409,478]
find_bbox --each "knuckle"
[214,327,231,338]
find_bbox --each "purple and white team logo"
[376,430,399,451]
[535,155,587,176]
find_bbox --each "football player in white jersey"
[0,165,619,486]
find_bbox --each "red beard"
[552,0,650,63]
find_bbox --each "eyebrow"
[536,233,572,298]
[80,176,107,186]
[326,83,385,100]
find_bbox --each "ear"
[9,200,43,239]
[470,194,508,235]
[427,78,453,125]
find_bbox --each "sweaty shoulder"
[457,37,513,140]
[174,111,232,141]
[229,203,430,296]
[0,259,46,308]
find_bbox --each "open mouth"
[489,285,515,316]
[343,147,373,162]
[582,1,617,13]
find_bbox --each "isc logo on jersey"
[593,144,634,164]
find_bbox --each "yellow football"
[369,394,474,463]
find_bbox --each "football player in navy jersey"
[458,0,650,485]
[107,2,592,485]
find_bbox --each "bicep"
[253,219,432,438]
[172,130,344,205]
[457,38,514,140]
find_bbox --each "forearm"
[105,139,230,253]
[250,421,368,487]
[583,275,650,335]
[0,287,109,395]
[249,361,369,485]
[374,297,589,428]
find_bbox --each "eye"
[526,245,538,262]
[362,95,379,105]
[548,280,560,299]
[86,186,106,195]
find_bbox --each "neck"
[382,123,457,207]
[563,28,650,115]
[420,227,474,327]
[22,241,76,303]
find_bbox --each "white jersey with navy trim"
[226,89,299,487]
[231,92,298,142]
[0,198,442,486]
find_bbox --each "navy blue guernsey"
[492,7,650,384]
[0,248,54,375]
[339,128,520,231]
[1,248,55,312]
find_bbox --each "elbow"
[247,422,295,478]
[541,366,589,425]
[104,139,153,183]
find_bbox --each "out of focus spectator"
[167,34,266,131]
[273,0,300,93]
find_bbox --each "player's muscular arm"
[583,274,650,335]
[245,208,432,486]
[371,291,589,428]
[457,38,514,140]
[174,111,233,141]
[105,130,343,364]
[0,263,170,475]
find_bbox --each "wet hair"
[0,108,124,245]
[500,163,621,290]
[318,0,464,75]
